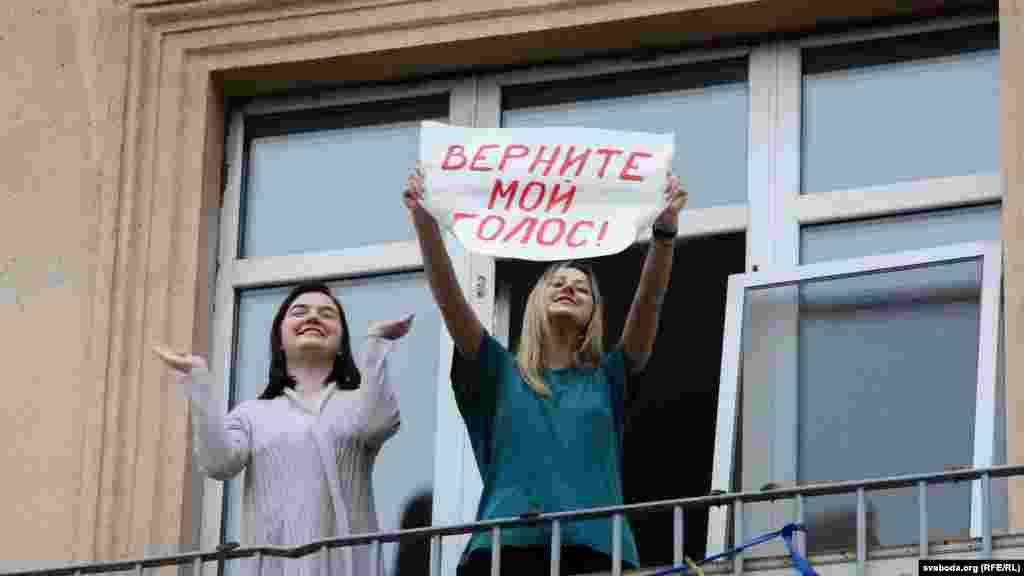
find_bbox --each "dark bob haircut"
[258,281,361,400]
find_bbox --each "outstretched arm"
[352,314,414,444]
[620,174,687,372]
[152,345,251,480]
[404,166,485,360]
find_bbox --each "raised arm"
[152,345,251,480]
[351,315,414,445]
[404,167,485,359]
[620,175,687,372]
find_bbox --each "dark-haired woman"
[153,282,413,576]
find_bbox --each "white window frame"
[749,14,1001,275]
[202,12,1002,575]
[204,77,483,576]
[710,240,1003,553]
[733,13,1002,558]
[789,14,1002,232]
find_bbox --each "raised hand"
[402,165,429,216]
[653,172,688,232]
[368,313,415,341]
[152,343,209,375]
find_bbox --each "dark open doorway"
[495,232,745,568]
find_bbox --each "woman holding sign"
[152,282,412,576]
[404,166,686,574]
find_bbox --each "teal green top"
[452,332,639,568]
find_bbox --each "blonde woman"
[404,167,686,574]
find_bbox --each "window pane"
[800,204,1002,264]
[798,260,981,550]
[225,273,441,576]
[241,96,449,258]
[798,203,1007,540]
[742,258,990,552]
[801,26,999,194]
[502,59,749,208]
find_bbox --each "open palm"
[368,313,415,340]
[152,344,208,374]
[653,173,688,231]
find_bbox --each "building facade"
[2,1,1023,574]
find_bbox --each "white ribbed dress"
[178,336,399,576]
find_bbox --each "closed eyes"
[289,305,339,319]
[550,279,590,293]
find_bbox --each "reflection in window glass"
[796,205,1007,547]
[797,260,981,551]
[740,254,1005,553]
[502,59,749,209]
[802,26,999,194]
[790,203,1007,545]
[241,96,448,258]
[223,273,441,576]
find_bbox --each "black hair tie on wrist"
[652,225,677,243]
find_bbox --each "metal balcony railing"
[4,464,1023,576]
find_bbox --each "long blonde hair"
[516,261,606,397]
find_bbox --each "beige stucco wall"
[0,0,1019,570]
[1003,0,1024,532]
[0,1,131,570]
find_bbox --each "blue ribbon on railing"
[649,523,818,576]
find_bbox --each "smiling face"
[544,265,595,330]
[516,262,606,394]
[280,291,344,361]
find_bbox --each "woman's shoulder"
[596,346,635,378]
[465,330,517,367]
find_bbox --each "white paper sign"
[418,121,674,261]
